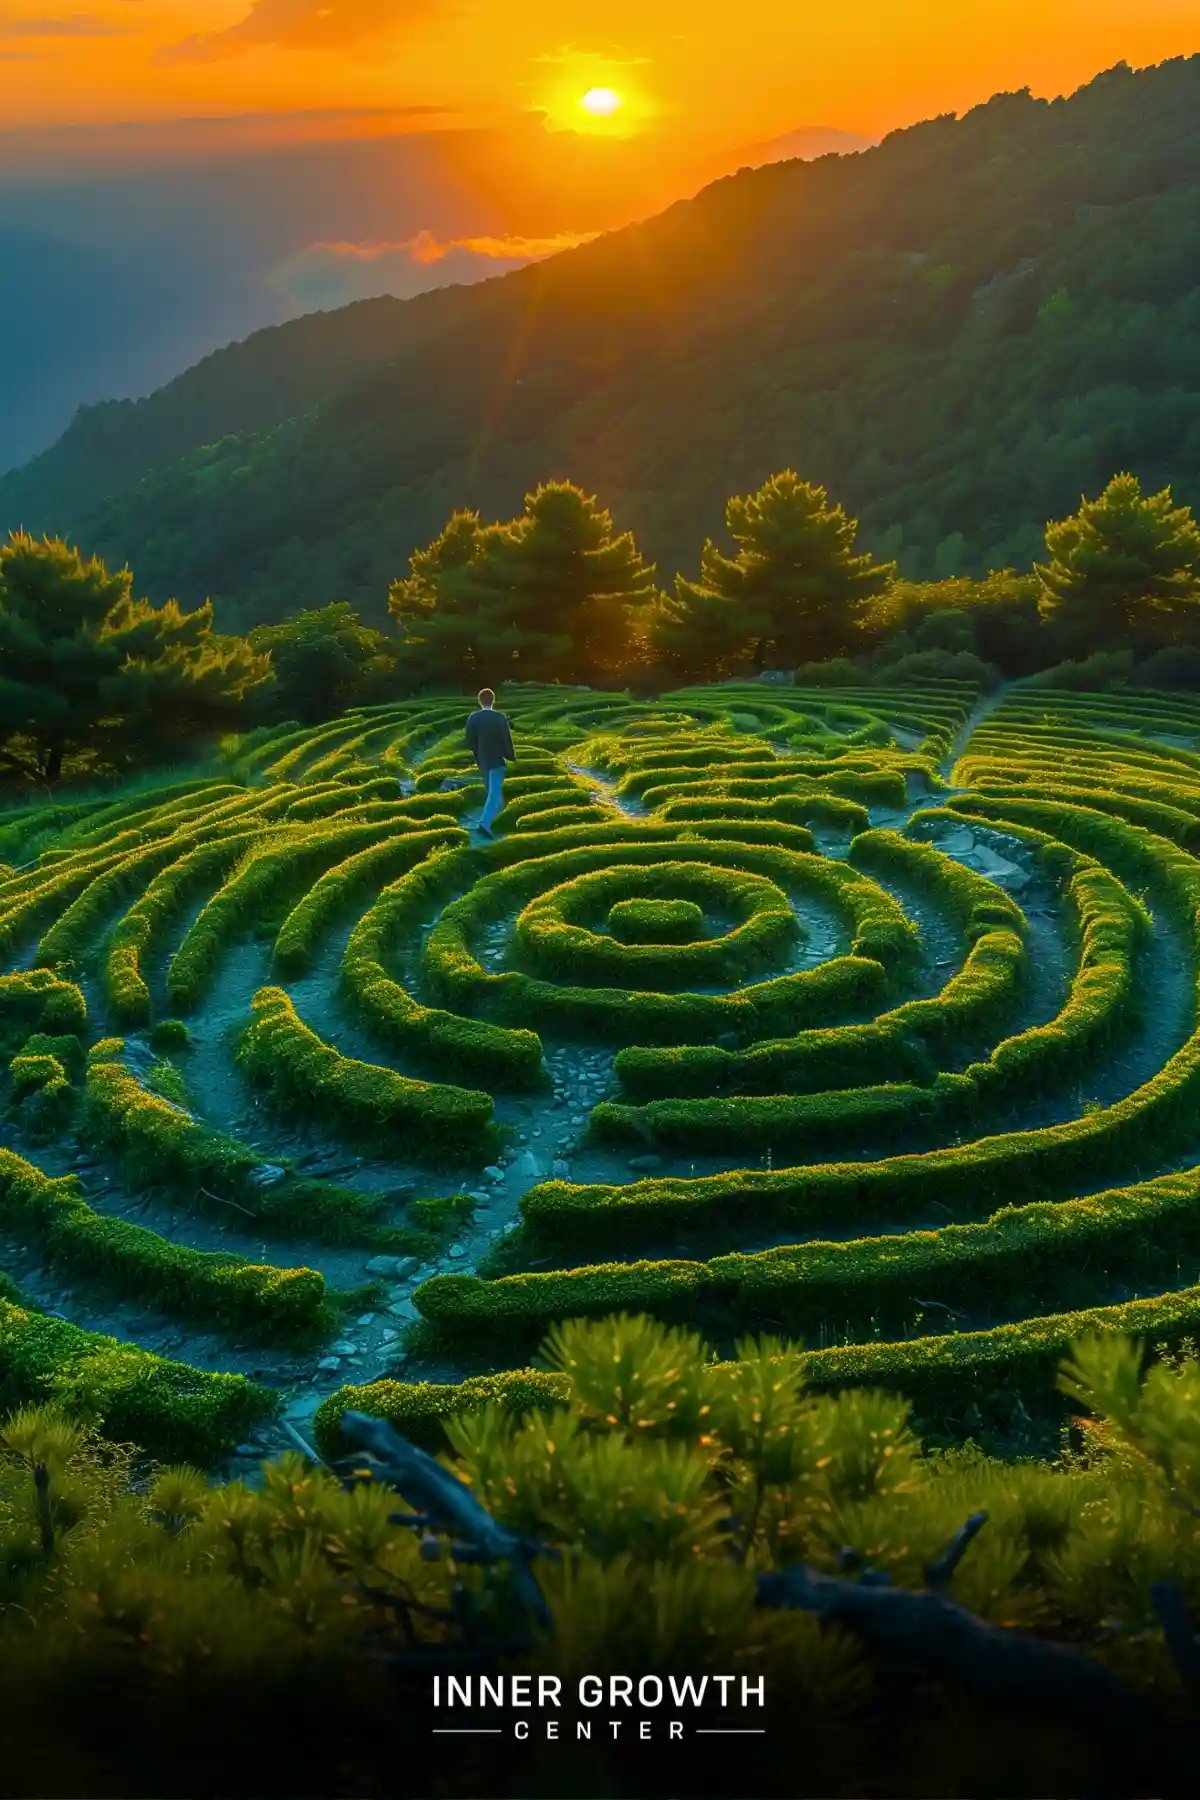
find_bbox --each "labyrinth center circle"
[608,898,704,944]
[513,860,802,989]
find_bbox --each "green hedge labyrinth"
[6,677,1200,1468]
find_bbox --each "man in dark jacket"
[464,687,515,837]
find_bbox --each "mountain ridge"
[6,57,1200,627]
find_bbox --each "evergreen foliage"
[650,473,895,676]
[1036,473,1200,643]
[0,1319,1197,1795]
[391,482,656,686]
[0,532,269,781]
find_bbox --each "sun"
[580,87,622,119]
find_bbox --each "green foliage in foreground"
[0,1316,1197,1797]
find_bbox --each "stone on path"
[629,1154,663,1173]
[968,845,1029,889]
[937,826,975,855]
[317,1356,341,1373]
[246,1164,287,1189]
[551,1159,571,1179]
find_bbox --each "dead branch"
[1150,1580,1200,1702]
[756,1536,1155,1740]
[199,1187,258,1219]
[338,1410,555,1627]
[278,1418,323,1464]
[925,1508,988,1589]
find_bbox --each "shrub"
[81,1039,392,1245]
[236,986,498,1162]
[0,1142,331,1341]
[0,1299,274,1462]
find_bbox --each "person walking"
[464,687,515,838]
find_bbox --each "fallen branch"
[339,1411,555,1628]
[1150,1580,1200,1702]
[757,1553,1131,1715]
[199,1187,258,1219]
[755,1518,1192,1785]
[278,1418,323,1464]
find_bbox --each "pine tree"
[652,470,896,675]
[388,510,488,689]
[0,532,269,781]
[1037,473,1200,640]
[389,484,656,686]
[644,583,749,682]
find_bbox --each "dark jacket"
[465,707,515,772]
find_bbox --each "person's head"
[478,688,495,709]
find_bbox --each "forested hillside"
[6,56,1200,628]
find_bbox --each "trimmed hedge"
[0,1294,275,1463]
[272,824,463,978]
[609,897,703,943]
[657,793,869,832]
[104,834,256,1028]
[614,1021,936,1101]
[314,1366,570,1454]
[591,1073,976,1155]
[0,1144,330,1341]
[317,1278,1200,1451]
[166,820,438,1012]
[82,1039,395,1245]
[0,968,86,1053]
[237,985,498,1160]
[517,1005,1200,1246]
[514,861,801,989]
[340,848,545,1090]
[423,834,913,1044]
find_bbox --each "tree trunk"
[43,742,64,783]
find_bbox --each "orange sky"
[1,0,1199,147]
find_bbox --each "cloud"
[162,0,444,62]
[0,12,138,34]
[266,227,598,313]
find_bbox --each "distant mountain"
[677,124,875,192]
[6,58,1200,628]
[0,114,868,475]
[731,125,876,167]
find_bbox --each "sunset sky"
[2,1,1199,146]
[2,1,1200,473]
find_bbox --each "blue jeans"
[480,764,505,832]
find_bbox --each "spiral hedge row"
[5,677,1200,1461]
